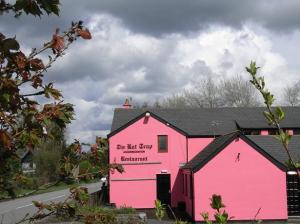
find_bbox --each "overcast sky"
[1,0,300,143]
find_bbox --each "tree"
[160,93,190,108]
[157,75,261,109]
[0,0,92,197]
[185,76,222,108]
[33,122,66,185]
[34,140,64,184]
[0,2,124,223]
[283,81,300,106]
[220,75,261,107]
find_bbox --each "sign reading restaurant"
[120,156,148,162]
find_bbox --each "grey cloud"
[63,0,300,35]
[1,0,300,43]
[1,0,299,143]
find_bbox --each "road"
[0,182,102,224]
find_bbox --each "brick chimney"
[123,98,132,109]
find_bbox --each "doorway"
[156,174,171,205]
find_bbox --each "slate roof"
[182,132,300,172]
[109,107,300,137]
[247,135,300,166]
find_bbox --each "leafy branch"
[201,194,232,224]
[0,17,92,198]
[246,61,300,178]
[0,0,60,17]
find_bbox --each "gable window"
[158,135,168,152]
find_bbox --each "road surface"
[0,181,102,224]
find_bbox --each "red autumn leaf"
[77,28,92,40]
[51,29,65,52]
[15,52,27,70]
[51,35,64,51]
[72,142,81,153]
[31,75,43,89]
[21,71,30,81]
[30,58,44,70]
[0,130,12,150]
[34,113,44,122]
[91,144,97,153]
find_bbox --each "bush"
[79,205,136,215]
[23,177,39,190]
[78,206,117,224]
[154,200,166,220]
[115,205,136,214]
[79,160,93,181]
[34,140,64,185]
[119,215,145,224]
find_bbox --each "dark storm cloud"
[1,0,300,41]
[65,0,300,35]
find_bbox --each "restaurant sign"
[117,143,152,163]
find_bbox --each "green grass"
[31,181,80,194]
[78,205,136,215]
[0,179,100,201]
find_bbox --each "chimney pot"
[123,98,132,109]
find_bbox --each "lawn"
[0,179,100,201]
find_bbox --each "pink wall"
[187,138,214,161]
[193,137,287,221]
[109,115,187,208]
[110,180,156,208]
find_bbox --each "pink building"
[108,106,300,222]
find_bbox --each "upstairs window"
[242,129,260,135]
[158,135,168,152]
[294,129,300,135]
[268,129,278,135]
[250,130,260,135]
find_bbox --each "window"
[158,135,168,152]
[268,129,278,135]
[242,129,260,135]
[293,129,300,135]
[250,130,260,135]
